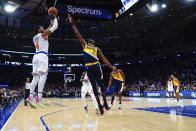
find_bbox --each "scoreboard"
[116,0,140,17]
[121,0,140,10]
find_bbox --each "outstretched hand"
[68,14,73,23]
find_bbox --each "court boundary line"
[133,105,196,118]
[1,99,22,131]
[40,107,82,131]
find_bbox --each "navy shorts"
[113,79,123,93]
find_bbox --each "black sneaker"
[104,105,110,110]
[99,105,104,115]
[84,105,88,113]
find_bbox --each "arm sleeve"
[49,18,58,33]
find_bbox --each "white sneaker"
[119,104,122,110]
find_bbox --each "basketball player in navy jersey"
[68,14,116,115]
[107,66,125,109]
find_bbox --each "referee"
[24,78,31,106]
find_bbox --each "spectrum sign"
[67,5,101,16]
[58,4,112,19]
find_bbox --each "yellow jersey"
[83,44,99,63]
[173,80,179,87]
[112,71,124,82]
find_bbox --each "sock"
[95,95,102,107]
[82,92,87,107]
[30,75,40,98]
[102,95,108,107]
[111,96,115,104]
[90,92,98,109]
[38,74,47,100]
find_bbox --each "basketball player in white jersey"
[26,16,58,107]
[167,77,174,100]
[80,71,99,114]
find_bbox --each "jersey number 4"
[36,41,39,50]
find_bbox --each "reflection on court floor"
[1,98,196,131]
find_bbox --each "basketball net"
[65,77,72,83]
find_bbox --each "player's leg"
[26,55,39,107]
[118,83,123,109]
[29,74,39,98]
[176,86,180,101]
[172,92,174,98]
[88,86,99,114]
[99,81,110,109]
[81,85,88,112]
[35,54,48,107]
[169,92,171,98]
[176,92,179,101]
[24,89,28,106]
[28,55,39,99]
[111,92,116,106]
[87,67,104,115]
[24,89,30,106]
[96,64,110,110]
[89,88,99,109]
[118,91,122,109]
[111,83,118,106]
[37,73,47,101]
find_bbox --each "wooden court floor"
[2,97,196,131]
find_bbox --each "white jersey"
[168,80,174,92]
[82,72,91,86]
[25,82,31,90]
[33,33,49,53]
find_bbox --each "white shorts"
[168,87,174,92]
[32,53,48,75]
[81,84,93,95]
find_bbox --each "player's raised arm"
[42,17,58,37]
[107,73,113,92]
[42,7,58,37]
[68,14,87,49]
[97,47,116,71]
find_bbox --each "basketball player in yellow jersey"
[107,66,125,109]
[171,75,181,102]
[68,14,116,115]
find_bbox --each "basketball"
[48,7,58,17]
